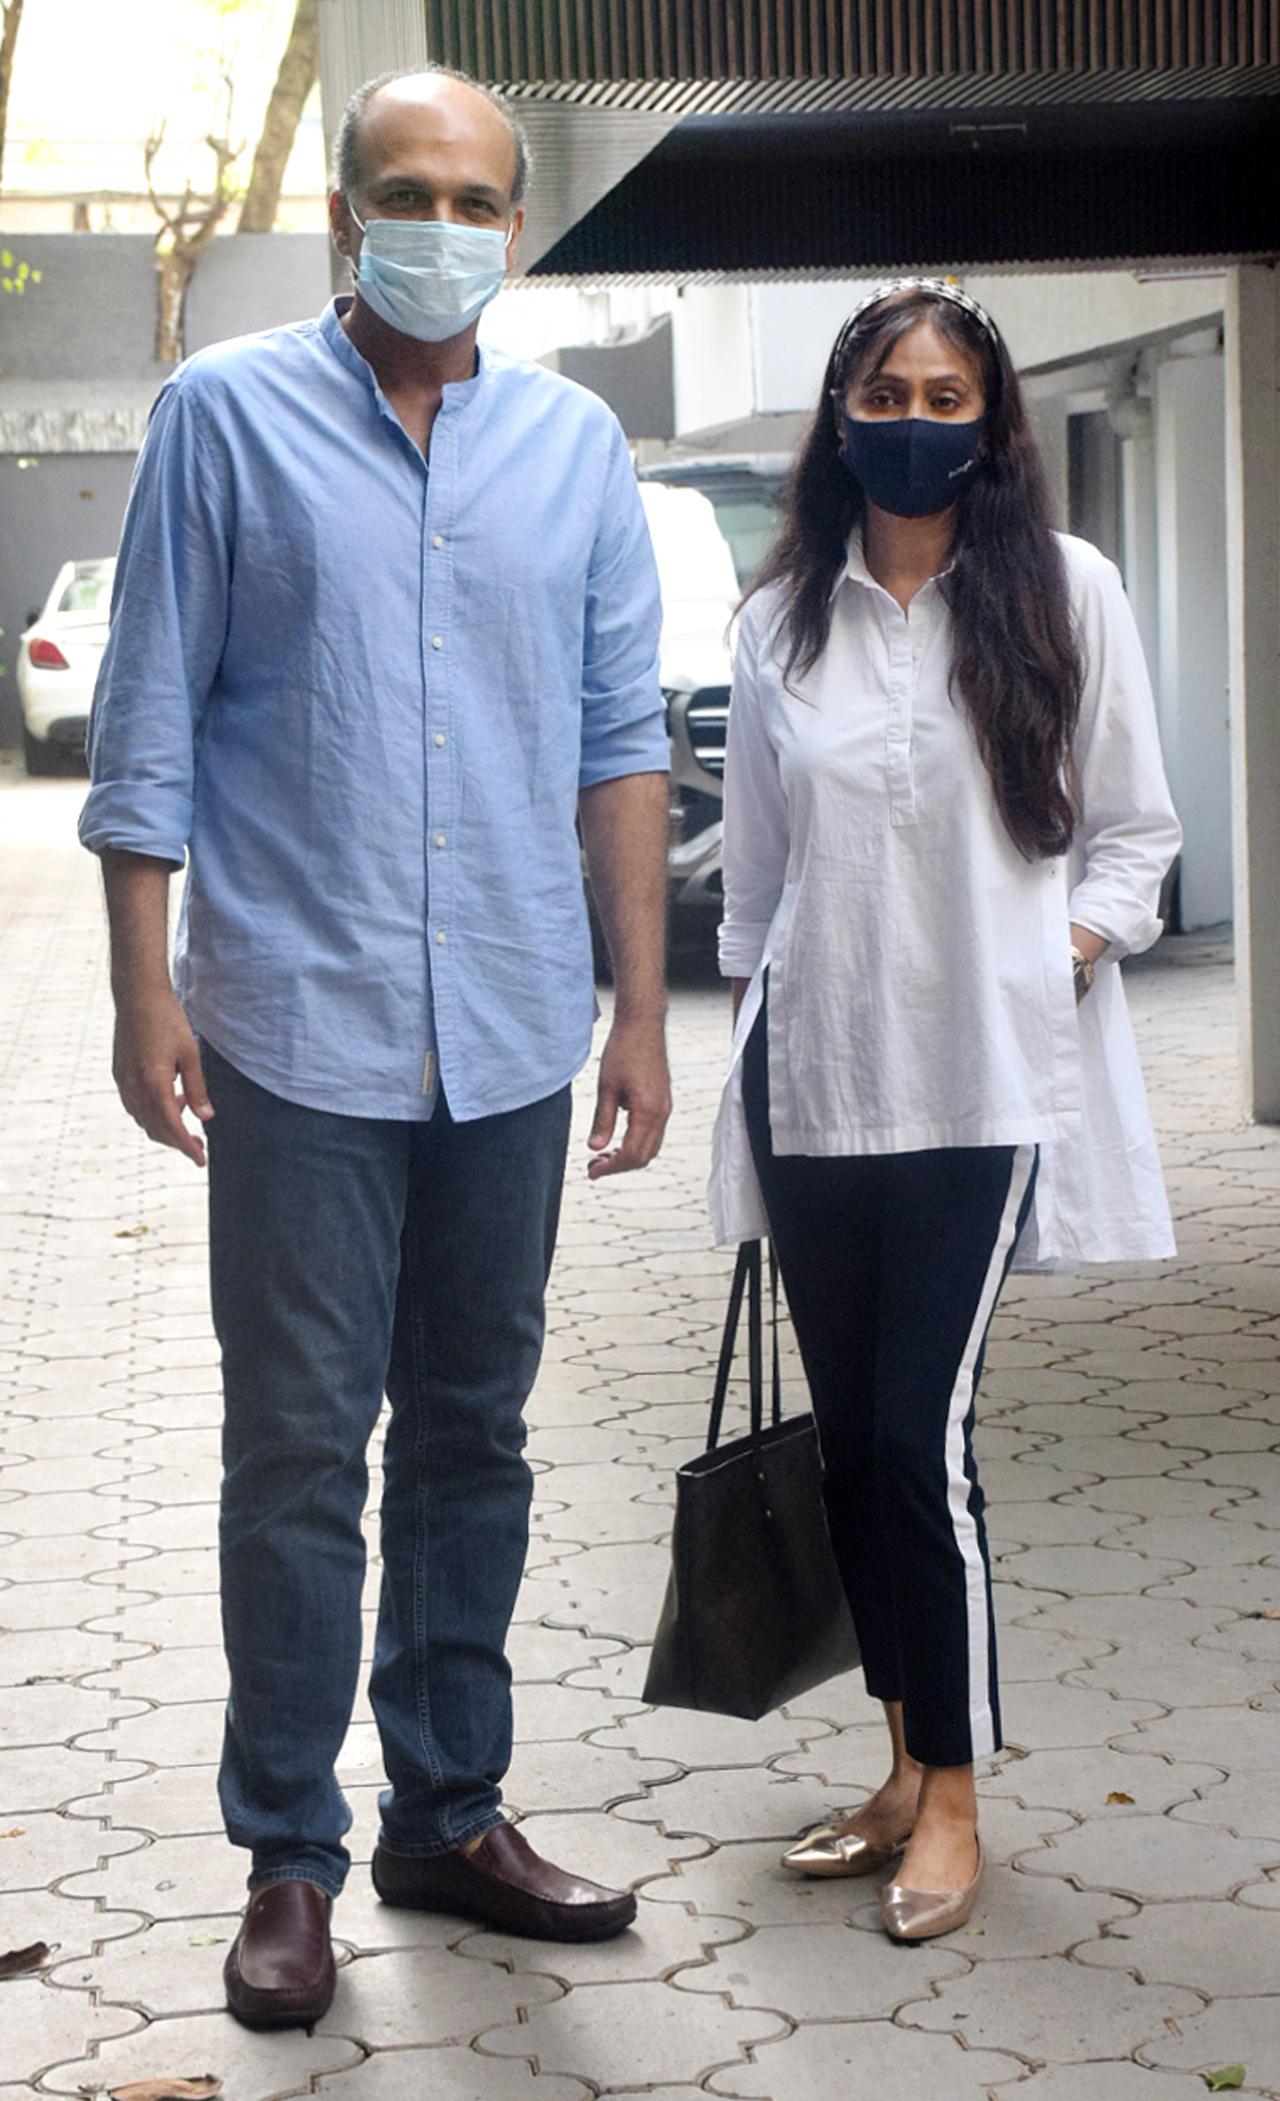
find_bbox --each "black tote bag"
[643,1240,860,1721]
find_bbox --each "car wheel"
[22,725,60,776]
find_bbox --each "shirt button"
[434,833,447,849]
[432,634,444,650]
[433,732,446,748]
[436,930,447,945]
[432,533,445,549]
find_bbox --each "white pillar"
[1119,414,1159,682]
[1030,396,1070,531]
[1154,352,1232,931]
[1225,264,1280,1122]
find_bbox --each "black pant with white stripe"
[743,1004,1038,1768]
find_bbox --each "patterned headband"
[832,278,1003,374]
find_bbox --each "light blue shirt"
[80,299,667,1121]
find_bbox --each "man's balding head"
[332,66,530,209]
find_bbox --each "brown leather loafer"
[223,1880,336,2030]
[371,1822,637,1942]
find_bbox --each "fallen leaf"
[0,1829,24,1841]
[108,2079,222,2101]
[187,1934,226,1947]
[115,1225,150,1239]
[1202,2070,1247,2092]
[1106,1790,1135,1805]
[0,1942,50,1979]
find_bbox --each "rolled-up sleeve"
[718,597,789,979]
[578,419,668,789]
[78,375,231,865]
[1067,549,1182,961]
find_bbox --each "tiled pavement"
[2,768,1279,2100]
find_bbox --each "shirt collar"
[318,296,489,407]
[830,525,953,602]
[832,529,876,599]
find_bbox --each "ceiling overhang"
[318,3,1280,279]
[525,87,1279,283]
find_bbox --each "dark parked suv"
[635,456,788,961]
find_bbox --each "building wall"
[1155,351,1231,928]
[0,232,330,743]
[0,240,154,381]
[0,232,330,382]
[963,271,1226,369]
[670,283,755,437]
[653,270,1228,449]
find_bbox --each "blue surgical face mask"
[838,408,985,518]
[348,207,510,343]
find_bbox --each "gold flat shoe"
[783,1819,910,1878]
[880,1839,984,1941]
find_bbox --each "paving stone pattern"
[1,774,1279,2099]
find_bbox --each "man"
[79,66,671,2030]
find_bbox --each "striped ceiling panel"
[423,1,1280,84]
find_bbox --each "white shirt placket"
[883,594,920,827]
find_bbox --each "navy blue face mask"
[838,408,986,518]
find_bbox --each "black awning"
[530,94,1279,279]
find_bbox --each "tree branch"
[238,0,319,233]
[145,87,243,362]
[0,0,28,191]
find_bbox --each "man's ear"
[328,189,356,262]
[504,203,526,270]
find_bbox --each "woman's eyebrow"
[869,369,972,387]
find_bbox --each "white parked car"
[17,557,115,775]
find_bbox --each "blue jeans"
[203,1042,572,1897]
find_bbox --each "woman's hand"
[1069,924,1107,965]
[1070,923,1106,1004]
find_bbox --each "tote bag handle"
[706,1240,782,1452]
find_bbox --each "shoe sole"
[225,1989,335,2031]
[373,1875,636,1942]
[882,1900,979,1943]
[784,1852,902,1879]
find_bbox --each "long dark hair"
[745,288,1083,860]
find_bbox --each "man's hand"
[578,770,671,1179]
[112,986,213,1168]
[587,1012,671,1179]
[100,848,211,1166]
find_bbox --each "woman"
[709,279,1180,1943]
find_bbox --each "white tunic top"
[709,531,1182,1270]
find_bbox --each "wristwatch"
[1070,945,1095,1003]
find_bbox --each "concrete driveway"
[2,770,1278,2099]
